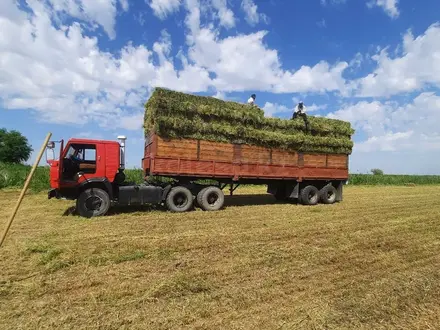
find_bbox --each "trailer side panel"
[143,135,349,181]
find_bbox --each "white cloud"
[355,131,413,152]
[367,0,399,19]
[149,0,181,19]
[211,0,235,28]
[320,0,347,6]
[328,92,440,153]
[212,91,226,100]
[262,102,291,118]
[119,0,129,11]
[0,0,210,129]
[321,0,399,19]
[44,0,129,39]
[355,23,440,97]
[307,103,328,112]
[187,26,349,94]
[241,0,268,26]
[0,0,354,131]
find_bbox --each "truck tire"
[299,185,319,206]
[166,186,193,212]
[319,185,337,204]
[197,186,225,211]
[76,188,110,218]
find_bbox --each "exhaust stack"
[117,135,127,170]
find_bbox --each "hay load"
[144,88,354,155]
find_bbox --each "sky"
[1,0,440,174]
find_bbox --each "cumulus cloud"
[367,0,400,19]
[241,0,268,26]
[186,26,349,94]
[0,0,209,129]
[44,0,129,39]
[355,23,440,97]
[149,0,181,19]
[211,0,235,28]
[327,92,440,153]
[321,0,399,19]
[262,102,290,118]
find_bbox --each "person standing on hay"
[247,94,256,106]
[292,102,309,131]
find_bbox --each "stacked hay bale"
[144,88,354,154]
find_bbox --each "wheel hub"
[85,196,102,211]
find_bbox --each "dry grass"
[1,186,440,329]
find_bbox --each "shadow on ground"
[62,194,295,217]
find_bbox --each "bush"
[371,169,384,176]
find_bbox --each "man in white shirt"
[292,102,309,130]
[247,94,256,106]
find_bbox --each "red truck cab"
[48,138,121,188]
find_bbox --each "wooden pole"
[0,132,52,248]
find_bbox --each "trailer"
[46,131,349,218]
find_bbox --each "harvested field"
[1,186,440,329]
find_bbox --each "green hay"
[145,88,354,154]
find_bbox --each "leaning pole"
[0,132,52,248]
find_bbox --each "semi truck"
[46,132,350,218]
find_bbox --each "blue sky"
[1,0,440,174]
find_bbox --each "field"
[1,185,440,329]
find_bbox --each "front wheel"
[76,188,110,218]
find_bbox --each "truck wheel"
[76,188,110,218]
[198,186,225,211]
[166,186,193,212]
[299,185,319,205]
[319,185,337,204]
[196,187,208,208]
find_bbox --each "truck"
[46,132,350,218]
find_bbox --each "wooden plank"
[327,155,348,169]
[241,145,271,165]
[200,140,234,162]
[156,137,198,159]
[271,150,298,166]
[233,144,242,163]
[304,154,327,168]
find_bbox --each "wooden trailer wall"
[143,134,349,181]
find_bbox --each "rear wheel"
[198,186,225,211]
[299,185,319,205]
[166,186,193,212]
[76,188,110,218]
[319,185,337,204]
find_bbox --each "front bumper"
[48,188,59,199]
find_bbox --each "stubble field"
[1,185,440,329]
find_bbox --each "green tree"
[371,168,384,175]
[0,128,33,164]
